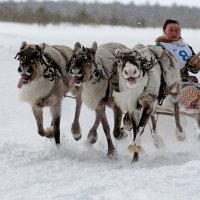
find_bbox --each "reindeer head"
[69,42,97,87]
[114,47,156,89]
[15,41,44,89]
[114,48,142,88]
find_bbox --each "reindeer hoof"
[175,129,186,141]
[176,133,186,141]
[113,128,128,140]
[106,148,118,160]
[74,134,82,141]
[44,127,54,138]
[153,134,164,149]
[71,123,81,141]
[128,144,144,153]
[87,130,98,144]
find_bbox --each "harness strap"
[101,81,110,103]
[41,46,70,80]
[36,78,59,107]
[147,48,167,106]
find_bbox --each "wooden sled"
[156,83,200,117]
[155,82,200,137]
[155,107,200,118]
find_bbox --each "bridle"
[114,49,158,73]
[15,48,62,81]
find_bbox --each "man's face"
[164,23,181,42]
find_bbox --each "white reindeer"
[113,45,185,162]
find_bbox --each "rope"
[64,95,76,99]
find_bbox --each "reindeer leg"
[173,99,186,141]
[130,115,139,162]
[32,105,45,137]
[129,104,153,162]
[97,105,117,159]
[87,112,100,144]
[113,105,127,140]
[50,103,61,145]
[71,95,82,141]
[194,113,200,140]
[151,112,164,148]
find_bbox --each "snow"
[1,22,200,200]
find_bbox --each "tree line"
[0,0,200,28]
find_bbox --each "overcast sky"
[0,0,199,8]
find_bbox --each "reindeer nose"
[18,67,22,73]
[27,68,32,73]
[133,69,137,75]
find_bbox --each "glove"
[187,53,200,73]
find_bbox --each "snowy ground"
[1,22,200,200]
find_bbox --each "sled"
[155,82,200,123]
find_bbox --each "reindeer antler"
[139,56,157,70]
[115,48,138,59]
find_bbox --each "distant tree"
[71,8,93,24]
[0,1,200,28]
[109,8,120,25]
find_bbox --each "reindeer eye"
[117,59,121,64]
[70,59,75,65]
[94,69,100,78]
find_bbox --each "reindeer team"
[15,40,199,162]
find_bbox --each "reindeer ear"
[74,42,81,51]
[115,48,121,57]
[34,45,43,57]
[20,41,27,50]
[82,45,86,52]
[91,41,97,53]
[39,43,46,51]
[132,43,144,51]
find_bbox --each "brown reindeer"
[15,42,82,145]
[69,41,127,158]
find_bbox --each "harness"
[41,45,70,81]
[114,48,168,106]
[15,47,63,106]
[147,48,167,105]
[15,46,66,82]
[41,54,63,81]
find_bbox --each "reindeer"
[15,42,82,145]
[69,42,127,158]
[113,45,185,162]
